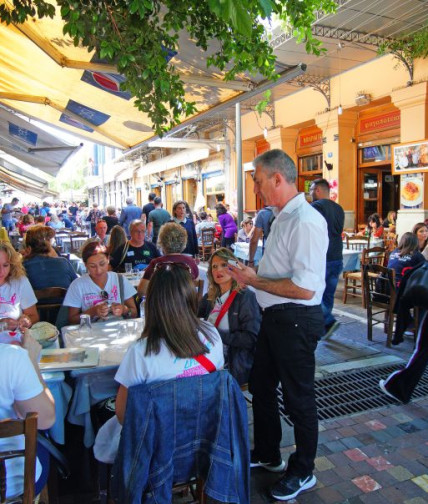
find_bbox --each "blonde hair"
[0,241,26,281]
[207,247,240,303]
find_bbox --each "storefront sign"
[392,139,428,175]
[299,130,322,148]
[359,111,400,135]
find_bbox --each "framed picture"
[392,139,428,175]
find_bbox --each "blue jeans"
[322,260,343,327]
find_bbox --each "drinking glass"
[124,263,133,274]
[79,314,92,338]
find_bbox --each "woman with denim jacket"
[198,247,261,385]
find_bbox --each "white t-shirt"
[64,272,136,312]
[207,290,230,332]
[115,321,224,387]
[0,277,37,320]
[0,344,42,498]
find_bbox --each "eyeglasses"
[154,261,192,275]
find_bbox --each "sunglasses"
[154,261,192,275]
[100,290,109,301]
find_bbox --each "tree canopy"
[0,0,337,135]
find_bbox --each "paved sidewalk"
[249,285,428,503]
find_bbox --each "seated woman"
[17,214,35,237]
[0,330,55,500]
[107,225,127,257]
[63,241,137,325]
[0,241,39,330]
[387,232,426,286]
[357,213,384,240]
[382,210,397,231]
[116,262,223,422]
[47,213,65,231]
[237,217,254,243]
[23,225,77,291]
[198,247,261,385]
[412,222,428,260]
[137,222,199,297]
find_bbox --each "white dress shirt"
[256,193,328,308]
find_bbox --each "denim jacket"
[198,289,261,385]
[111,370,250,504]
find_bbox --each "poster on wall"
[392,139,428,175]
[400,173,424,209]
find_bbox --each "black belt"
[261,303,308,313]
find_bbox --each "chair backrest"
[363,264,396,308]
[361,246,386,267]
[384,233,398,253]
[0,412,38,504]
[35,287,67,325]
[346,235,369,251]
[69,233,88,253]
[201,228,214,246]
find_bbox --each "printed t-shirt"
[0,344,42,498]
[0,277,37,320]
[115,322,224,386]
[110,241,160,272]
[63,272,136,312]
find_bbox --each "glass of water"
[79,314,92,337]
[124,263,133,274]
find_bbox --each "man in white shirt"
[229,149,328,502]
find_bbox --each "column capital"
[392,82,428,111]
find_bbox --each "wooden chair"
[35,287,67,325]
[343,247,386,306]
[198,228,215,262]
[194,279,204,303]
[346,235,369,251]
[69,232,89,254]
[363,264,396,347]
[0,412,38,504]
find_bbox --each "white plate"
[401,178,423,207]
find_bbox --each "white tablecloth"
[233,241,263,264]
[342,249,362,272]
[62,318,144,446]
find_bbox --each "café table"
[342,249,362,272]
[61,318,144,447]
[233,241,263,265]
[69,253,86,275]
[42,371,73,444]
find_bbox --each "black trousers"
[384,310,428,403]
[249,304,323,477]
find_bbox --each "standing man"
[229,149,327,501]
[310,178,345,339]
[147,197,171,245]
[119,197,143,238]
[142,193,156,225]
[248,205,274,266]
[1,197,19,231]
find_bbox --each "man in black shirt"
[142,193,156,225]
[110,219,160,272]
[310,178,345,339]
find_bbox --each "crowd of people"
[1,150,428,502]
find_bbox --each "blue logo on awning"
[8,122,38,146]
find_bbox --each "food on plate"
[29,322,59,347]
[401,180,421,202]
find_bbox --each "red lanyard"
[214,290,238,328]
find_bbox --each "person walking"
[147,197,171,244]
[119,197,143,237]
[228,149,328,501]
[310,178,345,339]
[248,206,274,266]
[142,192,156,225]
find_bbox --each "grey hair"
[129,219,145,233]
[158,222,187,254]
[253,149,296,184]
[126,197,134,205]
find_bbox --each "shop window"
[298,154,323,199]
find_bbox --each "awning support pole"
[235,102,243,225]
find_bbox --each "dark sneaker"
[322,320,340,340]
[379,379,399,401]
[271,473,317,501]
[250,451,286,472]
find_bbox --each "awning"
[0,105,81,177]
[0,6,251,150]
[0,158,58,198]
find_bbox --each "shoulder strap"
[118,241,130,268]
[117,273,124,304]
[194,354,216,373]
[214,289,238,328]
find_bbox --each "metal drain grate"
[278,363,428,426]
